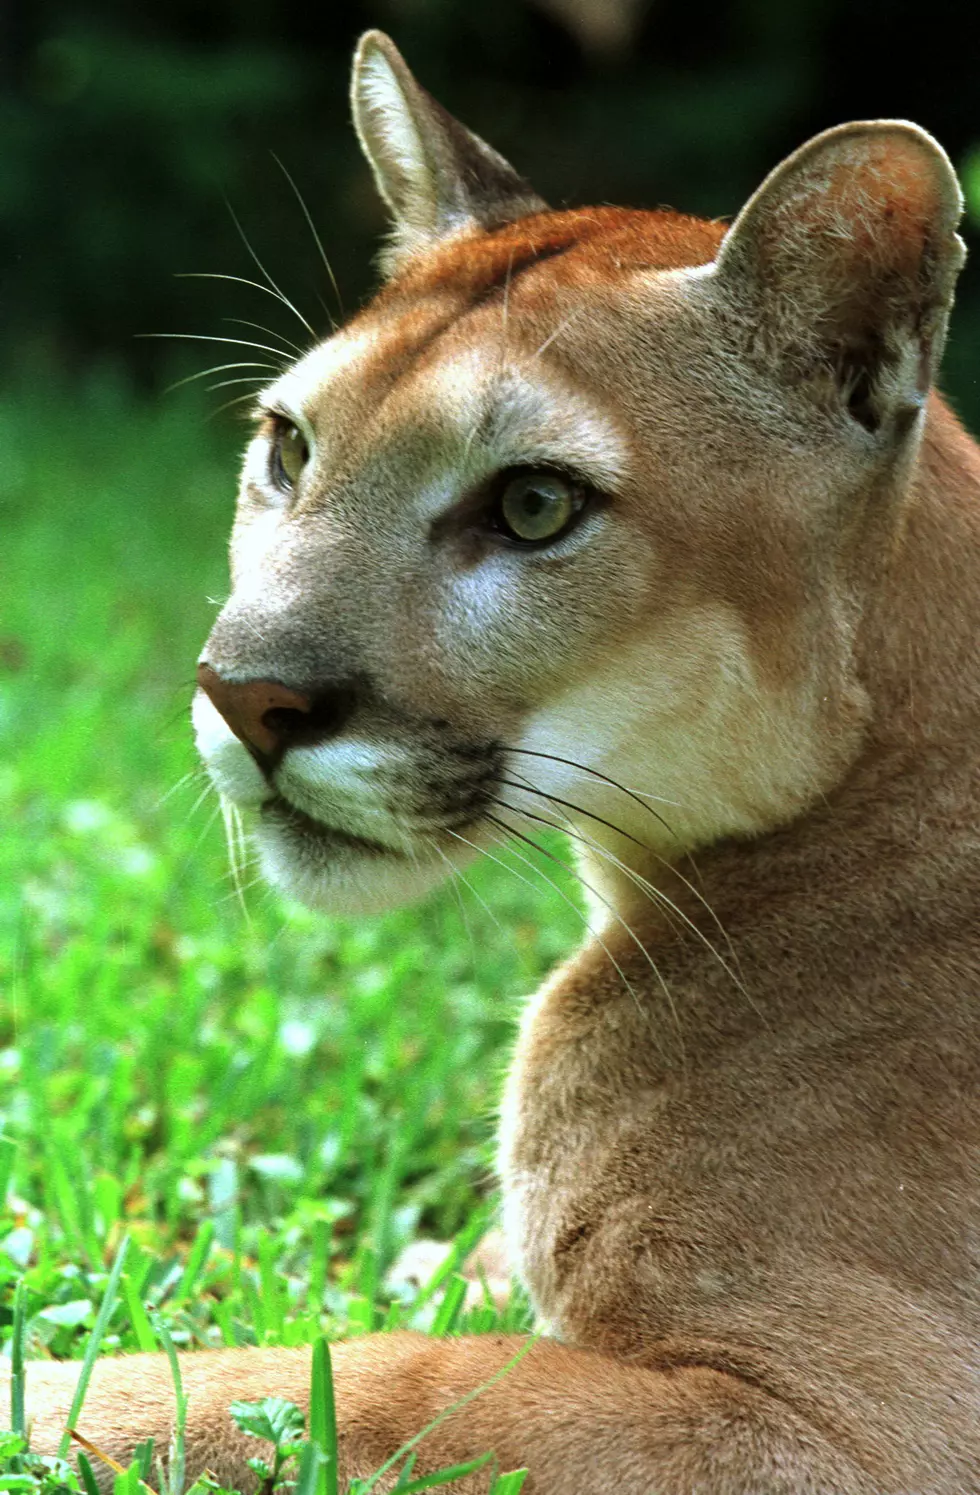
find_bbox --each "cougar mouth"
[260,795,400,858]
[196,713,509,911]
[252,781,488,914]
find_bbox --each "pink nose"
[196,663,314,759]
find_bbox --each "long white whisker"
[504,748,740,973]
[207,392,268,421]
[157,769,206,810]
[270,152,344,325]
[219,796,252,924]
[431,844,504,955]
[434,846,477,952]
[486,810,684,1057]
[224,317,307,357]
[189,799,223,852]
[165,361,279,395]
[224,198,317,340]
[215,844,261,891]
[206,375,276,394]
[503,797,684,938]
[438,847,507,937]
[215,869,267,906]
[506,793,749,1003]
[498,777,647,851]
[176,270,312,322]
[183,781,218,824]
[141,332,292,362]
[527,309,583,364]
[505,746,678,831]
[444,826,649,1025]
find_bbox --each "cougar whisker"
[165,361,279,396]
[436,851,480,965]
[504,754,742,977]
[497,777,647,850]
[215,870,267,908]
[183,780,219,825]
[445,825,647,1023]
[157,769,207,810]
[219,796,252,922]
[176,270,314,328]
[485,810,684,1053]
[527,308,584,364]
[223,197,317,340]
[206,376,277,396]
[141,332,292,364]
[504,746,678,834]
[223,317,308,358]
[189,799,223,856]
[499,795,686,931]
[432,841,506,938]
[508,796,749,1003]
[209,392,274,421]
[270,151,344,325]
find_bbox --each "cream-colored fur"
[15,30,980,1494]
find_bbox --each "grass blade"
[134,1438,156,1482]
[10,1278,27,1441]
[0,1136,15,1210]
[150,1314,188,1495]
[77,1451,103,1495]
[430,1276,467,1338]
[488,1473,529,1494]
[353,1337,538,1495]
[295,1440,328,1495]
[122,1274,157,1354]
[113,1460,143,1495]
[306,1337,338,1495]
[409,1209,491,1317]
[174,1221,214,1305]
[396,1451,494,1491]
[58,1234,131,1459]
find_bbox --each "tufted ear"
[713,122,965,436]
[351,31,548,275]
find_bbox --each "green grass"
[0,377,581,1470]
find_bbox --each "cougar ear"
[351,31,548,274]
[713,122,965,436]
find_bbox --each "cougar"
[18,29,980,1494]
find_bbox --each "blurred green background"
[5,0,980,416]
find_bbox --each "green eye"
[496,470,583,544]
[271,419,310,491]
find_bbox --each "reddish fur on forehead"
[376,205,727,311]
[335,206,726,398]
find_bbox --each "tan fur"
[15,32,980,1494]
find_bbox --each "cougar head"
[193,31,964,916]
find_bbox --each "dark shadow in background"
[4,0,979,425]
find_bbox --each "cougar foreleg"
[18,1334,873,1494]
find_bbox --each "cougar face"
[194,286,645,912]
[194,38,962,918]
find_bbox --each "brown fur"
[14,33,980,1495]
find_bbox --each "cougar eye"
[494,469,584,545]
[270,418,310,492]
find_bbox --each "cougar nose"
[196,663,352,765]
